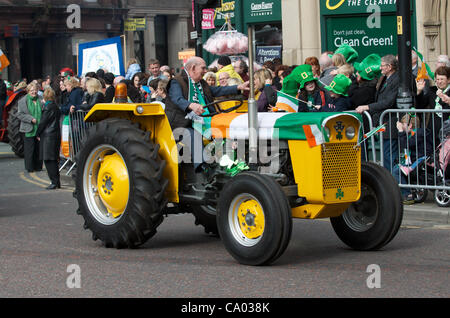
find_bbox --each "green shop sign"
[321,0,398,15]
[320,0,417,61]
[243,0,282,24]
[214,1,236,27]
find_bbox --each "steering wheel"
[200,98,244,117]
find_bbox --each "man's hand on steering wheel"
[200,99,244,117]
[189,103,205,116]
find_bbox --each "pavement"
[55,164,449,228]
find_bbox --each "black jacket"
[350,80,377,110]
[165,71,239,130]
[104,86,115,103]
[36,101,61,161]
[298,88,330,112]
[0,79,7,102]
[398,128,434,161]
[61,87,84,115]
[369,72,400,138]
[257,85,277,112]
[79,92,105,111]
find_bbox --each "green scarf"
[187,72,211,139]
[25,94,42,137]
[435,84,450,118]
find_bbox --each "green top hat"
[281,74,301,97]
[325,74,352,97]
[354,53,382,81]
[292,64,317,89]
[281,64,317,97]
[332,44,359,64]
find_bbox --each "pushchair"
[410,121,450,206]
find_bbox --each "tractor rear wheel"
[7,102,24,158]
[217,172,292,265]
[74,118,168,248]
[192,205,219,235]
[330,161,403,250]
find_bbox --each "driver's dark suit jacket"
[165,71,240,130]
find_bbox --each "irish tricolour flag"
[303,124,327,147]
[275,91,298,113]
[210,112,331,147]
[0,48,10,72]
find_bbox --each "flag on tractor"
[0,48,10,72]
[303,124,327,147]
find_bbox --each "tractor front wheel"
[217,172,292,265]
[330,162,403,250]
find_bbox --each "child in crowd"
[319,74,352,112]
[392,114,433,204]
[296,64,329,112]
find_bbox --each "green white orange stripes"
[210,112,336,143]
[0,48,10,72]
[303,125,326,147]
[275,91,298,112]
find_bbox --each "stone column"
[437,0,450,57]
[281,0,302,65]
[417,0,450,69]
[144,14,157,67]
[299,0,321,62]
[5,37,21,83]
[167,14,190,71]
[124,30,136,64]
[282,0,321,66]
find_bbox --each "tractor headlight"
[136,106,144,114]
[345,126,356,140]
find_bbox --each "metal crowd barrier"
[361,110,378,163]
[59,110,95,175]
[379,109,450,194]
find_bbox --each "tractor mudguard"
[84,102,179,203]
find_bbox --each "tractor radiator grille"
[321,143,360,190]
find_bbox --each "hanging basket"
[203,15,248,56]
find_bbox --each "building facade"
[282,0,450,70]
[0,0,194,82]
[0,0,127,82]
[124,0,193,73]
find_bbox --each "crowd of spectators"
[1,50,449,200]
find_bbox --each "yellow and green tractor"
[73,93,402,266]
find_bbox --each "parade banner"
[77,37,125,77]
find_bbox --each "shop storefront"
[202,0,282,66]
[320,0,417,61]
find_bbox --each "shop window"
[254,23,282,46]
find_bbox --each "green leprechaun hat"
[296,64,317,89]
[281,64,317,96]
[331,44,359,64]
[325,74,352,96]
[354,53,382,81]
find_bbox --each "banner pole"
[76,43,79,77]
[121,34,127,76]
